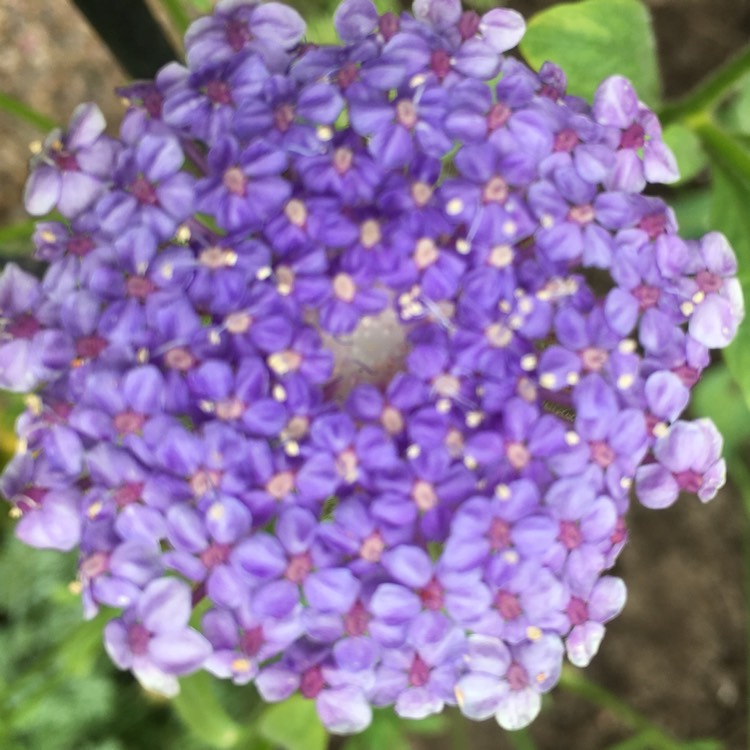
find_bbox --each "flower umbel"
[3,0,743,735]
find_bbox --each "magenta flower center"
[408,654,431,687]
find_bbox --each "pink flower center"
[396,100,418,130]
[506,662,529,690]
[581,346,608,372]
[496,590,522,620]
[206,80,233,106]
[483,176,509,204]
[559,520,583,550]
[379,12,399,41]
[590,440,616,468]
[638,212,667,239]
[359,531,385,562]
[675,469,703,493]
[80,551,109,580]
[566,596,589,626]
[285,551,313,583]
[620,122,645,150]
[127,623,151,656]
[126,275,156,299]
[223,167,247,196]
[489,517,512,550]
[673,364,700,388]
[300,665,325,698]
[76,335,107,359]
[7,314,41,339]
[419,578,444,611]
[632,284,660,310]
[200,542,232,569]
[506,441,530,470]
[408,654,431,687]
[113,410,146,435]
[696,270,723,294]
[487,102,511,131]
[164,347,197,371]
[240,625,264,656]
[114,482,144,508]
[67,235,94,256]
[274,104,295,133]
[568,204,595,225]
[130,176,159,205]
[554,128,579,152]
[430,49,452,79]
[344,601,370,637]
[52,150,79,171]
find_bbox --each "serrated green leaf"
[258,695,328,750]
[662,123,707,185]
[520,0,660,106]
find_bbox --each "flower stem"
[0,92,56,131]
[690,116,750,185]
[558,666,684,750]
[659,42,750,126]
[159,0,193,37]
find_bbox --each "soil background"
[0,1,748,748]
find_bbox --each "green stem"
[659,42,750,126]
[159,0,192,36]
[691,117,750,185]
[0,219,36,244]
[0,92,56,131]
[558,667,683,750]
[507,727,539,750]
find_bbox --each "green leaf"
[258,695,328,750]
[520,0,660,106]
[708,161,750,410]
[662,123,707,185]
[667,187,713,239]
[0,92,56,131]
[691,364,750,453]
[172,672,244,749]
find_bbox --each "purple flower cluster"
[2,0,743,734]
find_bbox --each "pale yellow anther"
[360,219,381,248]
[486,322,513,348]
[466,411,484,428]
[518,297,533,314]
[566,372,580,386]
[40,230,57,243]
[540,214,555,229]
[520,354,537,371]
[617,373,635,390]
[502,220,517,236]
[209,329,222,345]
[464,455,478,470]
[503,550,520,564]
[539,373,557,389]
[199,399,215,413]
[455,239,471,255]
[136,261,148,275]
[489,244,513,268]
[446,197,464,216]
[498,300,512,313]
[412,181,433,207]
[273,384,287,402]
[285,440,300,457]
[454,685,465,708]
[9,507,22,519]
[256,266,273,280]
[620,477,633,490]
[284,198,308,227]
[161,263,174,280]
[653,421,669,439]
[268,350,302,376]
[406,444,421,459]
[87,501,103,519]
[692,290,706,305]
[316,125,333,141]
[176,225,191,243]
[410,73,428,88]
[495,484,511,500]
[232,658,252,673]
[565,431,580,446]
[29,140,43,155]
[680,301,695,317]
[618,339,637,354]
[208,503,225,521]
[526,626,542,641]
[536,672,548,684]
[436,398,452,413]
[68,581,83,595]
[225,311,252,334]
[414,238,439,269]
[25,394,43,415]
[333,272,357,302]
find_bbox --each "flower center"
[506,662,529,691]
[344,601,370,636]
[566,596,589,626]
[419,578,444,610]
[590,440,616,468]
[285,551,313,583]
[127,623,151,656]
[396,100,418,130]
[206,80,233,106]
[559,520,582,550]
[130,176,158,205]
[223,167,247,196]
[300,665,325,698]
[408,654,431,687]
[620,122,645,150]
[496,590,522,620]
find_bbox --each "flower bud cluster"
[1,0,742,733]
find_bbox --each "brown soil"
[0,1,748,748]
